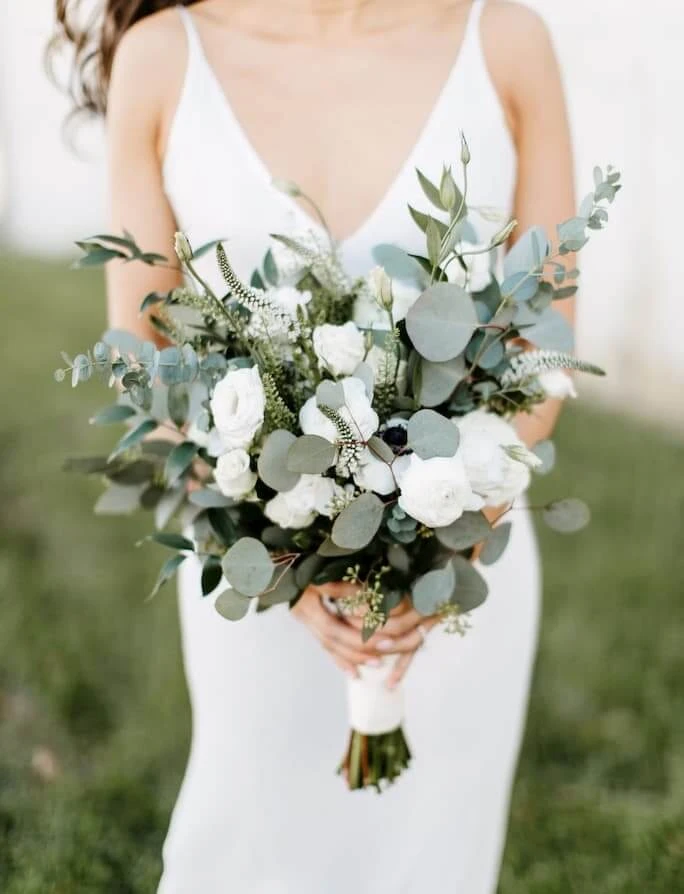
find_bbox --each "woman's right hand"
[292,583,386,678]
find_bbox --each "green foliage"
[405,283,479,361]
[286,435,336,474]
[0,253,681,891]
[331,493,385,550]
[221,537,274,597]
[257,430,300,492]
[406,408,460,459]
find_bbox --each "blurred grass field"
[0,252,683,893]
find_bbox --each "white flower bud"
[460,132,471,166]
[368,266,394,310]
[501,444,543,469]
[174,232,193,263]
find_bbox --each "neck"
[220,0,465,39]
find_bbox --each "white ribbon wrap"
[346,656,404,735]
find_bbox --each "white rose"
[365,345,408,395]
[312,322,366,376]
[214,449,257,499]
[210,366,266,451]
[398,453,484,528]
[353,448,410,496]
[456,409,531,506]
[353,276,422,330]
[299,376,379,443]
[264,474,338,529]
[450,243,493,293]
[538,369,577,400]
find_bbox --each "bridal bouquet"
[56,143,620,790]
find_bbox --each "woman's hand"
[343,595,441,689]
[292,583,385,677]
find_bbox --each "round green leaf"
[331,492,385,550]
[258,430,300,492]
[316,380,344,410]
[221,537,274,597]
[406,409,459,459]
[259,568,299,608]
[286,435,336,474]
[418,356,466,407]
[479,523,512,566]
[405,283,478,361]
[449,556,489,612]
[543,498,591,533]
[525,308,575,352]
[295,554,324,590]
[412,562,456,616]
[434,511,491,550]
[317,537,360,558]
[215,588,251,621]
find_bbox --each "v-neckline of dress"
[183,2,479,248]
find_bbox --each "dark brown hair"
[50,0,199,116]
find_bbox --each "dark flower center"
[382,425,408,450]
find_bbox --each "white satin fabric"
[159,2,540,891]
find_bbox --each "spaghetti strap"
[176,5,203,61]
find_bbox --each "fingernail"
[366,658,382,667]
[377,639,394,651]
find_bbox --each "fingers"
[317,581,361,600]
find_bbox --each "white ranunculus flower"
[456,409,531,506]
[450,243,493,293]
[210,366,266,451]
[299,376,379,443]
[537,369,577,400]
[312,322,366,376]
[353,276,422,331]
[264,474,338,529]
[365,345,408,395]
[353,448,410,496]
[213,449,257,499]
[398,453,484,527]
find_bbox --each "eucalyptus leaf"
[259,567,299,608]
[258,430,300,492]
[353,362,374,399]
[148,554,186,601]
[449,556,488,612]
[543,498,591,533]
[503,225,549,279]
[109,419,157,461]
[165,441,198,485]
[317,538,360,558]
[201,556,223,596]
[286,435,337,474]
[207,508,237,547]
[143,532,195,552]
[316,380,345,410]
[501,271,539,303]
[434,511,491,550]
[367,435,395,465]
[215,588,251,621]
[405,283,478,361]
[221,537,274,597]
[525,308,575,352]
[90,404,137,426]
[167,383,190,427]
[406,409,459,459]
[412,562,456,615]
[479,523,512,566]
[331,492,385,550]
[105,459,156,485]
[295,554,324,590]
[94,483,145,515]
[154,486,186,530]
[371,243,428,286]
[418,356,466,407]
[188,488,233,508]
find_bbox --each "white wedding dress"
[158,2,541,892]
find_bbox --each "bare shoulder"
[108,7,187,132]
[480,2,562,117]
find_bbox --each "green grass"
[1,253,683,893]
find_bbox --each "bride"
[54,0,575,890]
